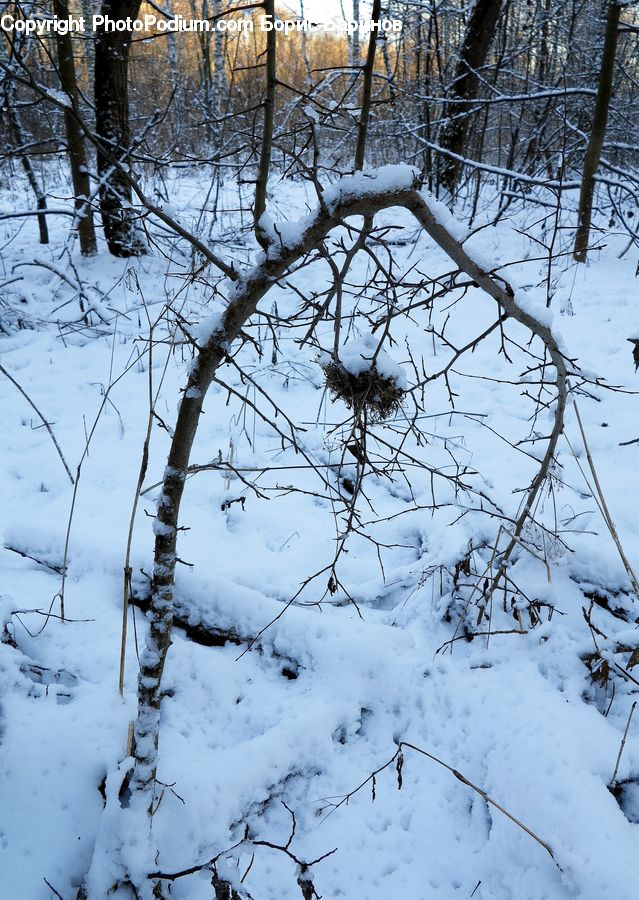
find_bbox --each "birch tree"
[53,0,97,256]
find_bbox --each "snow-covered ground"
[1,170,639,899]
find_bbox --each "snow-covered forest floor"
[1,169,639,899]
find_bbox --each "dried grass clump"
[322,359,405,422]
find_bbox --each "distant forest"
[2,1,639,260]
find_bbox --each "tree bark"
[1,77,49,244]
[573,0,621,262]
[438,0,502,194]
[354,0,381,171]
[351,0,361,68]
[94,0,147,257]
[54,0,97,256]
[254,0,276,248]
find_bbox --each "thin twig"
[4,544,65,574]
[0,362,74,484]
[323,740,557,864]
[43,877,65,899]
[119,311,170,695]
[573,399,639,598]
[57,331,146,621]
[609,701,637,787]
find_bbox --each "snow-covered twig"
[0,362,74,484]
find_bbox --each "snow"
[152,519,176,538]
[513,287,555,329]
[420,188,471,242]
[333,332,408,389]
[193,307,225,345]
[44,88,72,109]
[1,171,639,900]
[257,209,318,253]
[323,164,419,206]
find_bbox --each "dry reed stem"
[573,399,639,599]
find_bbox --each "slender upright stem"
[354,0,381,171]
[254,0,277,247]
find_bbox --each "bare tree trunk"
[212,0,227,115]
[80,0,95,85]
[573,0,621,262]
[438,0,502,194]
[199,0,214,142]
[94,0,147,257]
[53,0,97,256]
[351,0,361,67]
[1,76,49,244]
[254,0,276,247]
[354,0,382,170]
[164,0,183,139]
[299,0,312,81]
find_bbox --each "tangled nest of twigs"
[322,359,405,422]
